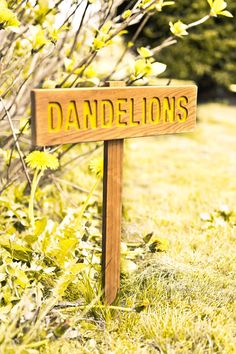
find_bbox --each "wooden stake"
[102,81,125,304]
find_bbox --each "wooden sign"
[31,86,197,146]
[31,83,197,305]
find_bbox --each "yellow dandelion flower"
[26,151,59,170]
[89,157,103,177]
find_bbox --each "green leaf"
[49,237,78,267]
[48,25,61,42]
[93,38,106,50]
[53,263,88,298]
[0,7,20,28]
[169,20,188,37]
[34,217,47,238]
[84,65,96,78]
[42,79,57,89]
[14,268,29,288]
[29,26,49,50]
[155,0,175,11]
[208,0,233,17]
[0,235,31,261]
[122,10,132,19]
[163,1,175,6]
[139,0,155,10]
[134,59,152,76]
[219,10,233,17]
[143,232,154,243]
[100,21,112,34]
[70,263,88,275]
[137,47,153,58]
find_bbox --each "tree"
[121,0,235,96]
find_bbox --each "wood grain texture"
[31,86,197,146]
[102,81,124,304]
[102,139,123,304]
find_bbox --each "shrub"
[121,0,235,95]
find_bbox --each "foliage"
[0,102,235,351]
[0,0,232,192]
[0,1,234,352]
[0,149,167,350]
[126,0,235,92]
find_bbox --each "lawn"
[44,102,236,353]
[1,102,236,353]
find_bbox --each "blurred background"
[117,0,236,99]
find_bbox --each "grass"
[40,102,236,353]
[1,102,235,353]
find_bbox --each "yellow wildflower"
[26,151,59,170]
[89,157,103,177]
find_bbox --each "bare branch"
[0,97,31,185]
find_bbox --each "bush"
[122,0,236,95]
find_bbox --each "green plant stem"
[187,15,210,29]
[152,15,210,56]
[75,175,101,229]
[24,339,49,349]
[28,168,44,229]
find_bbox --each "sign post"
[102,81,125,304]
[31,84,197,304]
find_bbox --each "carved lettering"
[149,97,161,124]
[48,102,63,132]
[163,97,175,123]
[116,99,128,127]
[101,100,114,128]
[84,100,97,129]
[65,101,80,130]
[46,95,192,133]
[177,96,188,122]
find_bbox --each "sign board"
[31,86,197,146]
[31,83,197,305]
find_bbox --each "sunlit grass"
[1,102,235,353]
[40,102,236,353]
